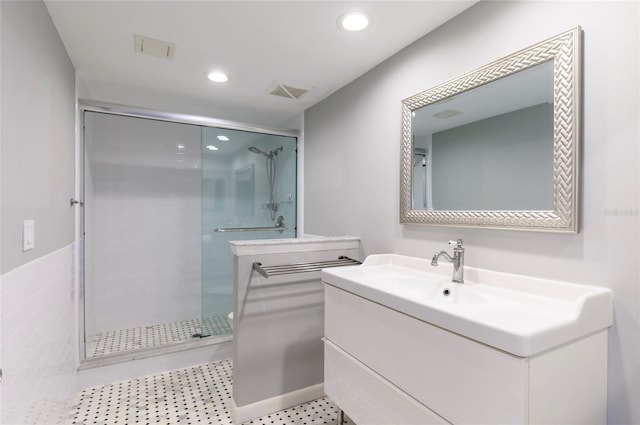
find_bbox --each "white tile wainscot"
[229,236,361,424]
[0,244,77,425]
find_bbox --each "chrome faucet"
[431,239,465,283]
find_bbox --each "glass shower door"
[200,127,297,335]
[83,112,204,358]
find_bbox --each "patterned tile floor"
[86,315,232,358]
[70,359,350,425]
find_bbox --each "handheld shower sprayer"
[248,146,283,158]
[248,145,284,220]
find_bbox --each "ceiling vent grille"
[433,109,462,119]
[267,82,311,100]
[134,34,176,60]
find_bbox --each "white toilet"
[227,312,233,329]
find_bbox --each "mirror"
[400,27,581,232]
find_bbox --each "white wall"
[304,2,639,424]
[432,103,553,210]
[0,1,75,272]
[0,1,77,423]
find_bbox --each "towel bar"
[252,256,360,278]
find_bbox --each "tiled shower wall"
[0,245,78,424]
[83,113,203,336]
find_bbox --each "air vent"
[134,34,176,60]
[433,109,462,119]
[267,82,311,100]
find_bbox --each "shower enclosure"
[81,108,297,359]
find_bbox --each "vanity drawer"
[324,339,449,425]
[325,285,529,424]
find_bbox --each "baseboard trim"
[230,383,325,424]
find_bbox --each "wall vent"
[433,109,462,119]
[134,34,176,60]
[267,82,311,100]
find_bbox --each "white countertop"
[230,235,361,256]
[322,253,613,357]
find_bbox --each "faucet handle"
[448,239,463,248]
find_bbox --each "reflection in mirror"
[400,27,581,232]
[412,61,554,211]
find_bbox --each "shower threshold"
[78,329,233,389]
[85,314,232,359]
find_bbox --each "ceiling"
[44,1,477,129]
[413,60,553,136]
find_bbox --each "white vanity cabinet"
[322,254,611,425]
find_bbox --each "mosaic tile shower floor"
[86,315,232,358]
[70,359,350,425]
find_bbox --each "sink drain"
[443,288,451,296]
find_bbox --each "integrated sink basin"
[321,254,612,357]
[367,276,488,305]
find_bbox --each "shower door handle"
[214,216,285,234]
[214,226,284,233]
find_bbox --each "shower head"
[248,146,284,158]
[248,146,270,157]
[414,147,428,167]
[414,147,428,157]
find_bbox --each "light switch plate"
[23,219,35,251]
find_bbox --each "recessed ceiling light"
[176,144,185,149]
[207,71,229,83]
[205,145,219,151]
[217,135,230,141]
[338,11,372,32]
